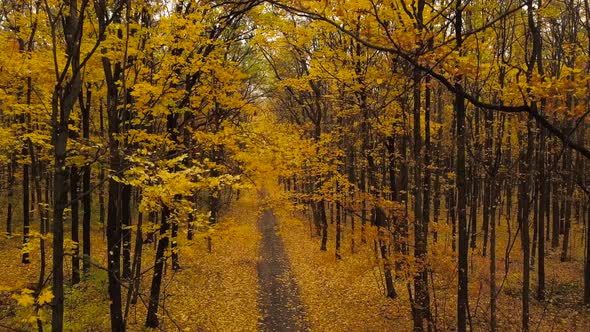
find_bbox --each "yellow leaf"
[37,287,54,305]
[12,289,35,307]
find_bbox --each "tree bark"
[585,196,590,305]
[537,125,547,300]
[22,127,30,265]
[81,87,92,274]
[70,165,80,284]
[51,1,84,329]
[146,205,171,328]
[122,184,132,279]
[455,2,469,330]
[6,157,15,236]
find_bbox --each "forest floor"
[257,208,308,331]
[272,199,590,332]
[0,191,263,331]
[1,188,590,331]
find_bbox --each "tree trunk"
[22,93,31,264]
[482,111,493,257]
[70,166,80,284]
[412,26,430,326]
[146,205,171,328]
[81,88,92,274]
[469,110,481,251]
[519,120,533,332]
[537,125,547,300]
[122,184,132,279]
[433,86,443,243]
[107,174,124,331]
[455,2,469,331]
[320,198,328,251]
[99,3,126,327]
[552,152,561,248]
[6,157,14,236]
[585,196,590,305]
[561,150,574,262]
[51,1,84,329]
[22,143,30,265]
[51,129,69,332]
[171,216,180,270]
[131,211,143,305]
[335,182,342,260]
[99,104,106,234]
[490,177,498,332]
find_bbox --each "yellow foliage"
[12,289,34,307]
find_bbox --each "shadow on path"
[257,209,309,331]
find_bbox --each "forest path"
[257,209,309,331]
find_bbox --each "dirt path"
[257,209,308,331]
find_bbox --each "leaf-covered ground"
[275,206,414,331]
[0,191,262,331]
[273,200,590,331]
[1,188,590,331]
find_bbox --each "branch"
[267,0,590,160]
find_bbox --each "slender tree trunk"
[455,2,469,330]
[30,139,47,332]
[585,196,590,305]
[6,157,14,236]
[99,3,126,327]
[51,1,84,329]
[482,111,493,257]
[400,125,409,254]
[519,119,533,332]
[532,182,539,265]
[552,153,561,249]
[70,165,80,284]
[121,184,132,279]
[537,125,547,300]
[81,88,92,274]
[348,146,357,253]
[171,216,180,270]
[107,169,124,331]
[561,150,574,262]
[22,91,31,264]
[99,104,106,233]
[131,211,143,305]
[22,137,30,265]
[320,198,328,251]
[187,211,195,240]
[470,110,480,251]
[335,182,342,260]
[51,129,69,332]
[378,221,396,298]
[433,86,443,243]
[524,3,541,323]
[490,177,498,332]
[360,167,367,244]
[411,15,431,323]
[146,205,171,328]
[104,63,125,332]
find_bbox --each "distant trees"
[264,0,590,331]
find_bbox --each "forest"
[0,0,589,331]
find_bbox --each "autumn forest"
[0,0,590,331]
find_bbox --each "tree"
[46,0,86,329]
